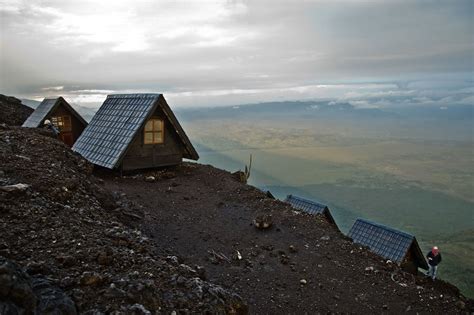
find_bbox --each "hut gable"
[72,93,198,170]
[285,195,338,227]
[22,97,87,129]
[22,97,87,146]
[348,218,428,272]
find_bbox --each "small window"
[144,118,164,144]
[51,116,72,132]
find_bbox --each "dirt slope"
[0,125,246,314]
[102,165,472,314]
[1,98,471,314]
[0,94,33,126]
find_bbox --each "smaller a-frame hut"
[72,94,198,171]
[285,195,338,228]
[22,97,87,147]
[348,218,428,274]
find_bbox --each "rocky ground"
[0,94,33,126]
[1,97,472,314]
[0,125,246,313]
[102,165,473,314]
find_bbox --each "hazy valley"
[177,101,474,297]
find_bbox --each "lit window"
[144,118,164,144]
[51,116,72,132]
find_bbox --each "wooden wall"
[49,103,86,145]
[121,106,184,170]
[401,244,421,275]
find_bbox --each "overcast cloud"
[0,0,472,108]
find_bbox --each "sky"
[0,0,473,108]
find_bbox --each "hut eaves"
[285,194,338,227]
[348,218,428,270]
[22,97,87,128]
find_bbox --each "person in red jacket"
[426,246,442,280]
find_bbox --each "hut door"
[51,115,73,146]
[61,133,74,147]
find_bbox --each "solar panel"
[285,195,328,215]
[22,99,58,127]
[72,94,160,169]
[348,218,414,264]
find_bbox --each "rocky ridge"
[0,94,33,126]
[0,124,246,313]
[0,94,472,314]
[105,164,473,314]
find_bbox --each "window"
[51,115,72,132]
[144,118,164,144]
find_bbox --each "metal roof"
[22,97,88,128]
[285,195,337,227]
[348,218,428,269]
[22,99,58,127]
[285,195,328,215]
[72,93,198,169]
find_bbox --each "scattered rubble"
[144,176,156,183]
[253,213,273,229]
[1,99,472,314]
[0,127,247,313]
[0,183,30,192]
[0,256,77,315]
[0,94,33,126]
[104,162,474,314]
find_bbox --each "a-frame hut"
[22,97,87,147]
[285,194,339,229]
[72,93,199,171]
[348,218,428,274]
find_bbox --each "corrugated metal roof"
[22,99,58,127]
[285,195,328,215]
[285,195,338,228]
[72,94,158,169]
[22,97,88,128]
[348,218,427,268]
[72,93,199,169]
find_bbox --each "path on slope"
[102,163,469,314]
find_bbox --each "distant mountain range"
[20,98,473,124]
[177,100,473,122]
[20,98,41,109]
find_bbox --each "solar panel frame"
[22,99,58,128]
[72,94,160,169]
[348,218,414,264]
[285,195,328,215]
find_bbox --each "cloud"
[348,100,379,109]
[0,0,472,107]
[2,0,250,52]
[42,86,64,91]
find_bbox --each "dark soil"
[102,164,473,314]
[1,99,472,314]
[0,94,33,126]
[0,125,246,314]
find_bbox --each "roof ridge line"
[286,194,327,207]
[355,218,414,239]
[107,93,162,99]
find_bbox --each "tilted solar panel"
[348,218,414,264]
[285,195,328,215]
[72,94,160,169]
[22,99,58,128]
